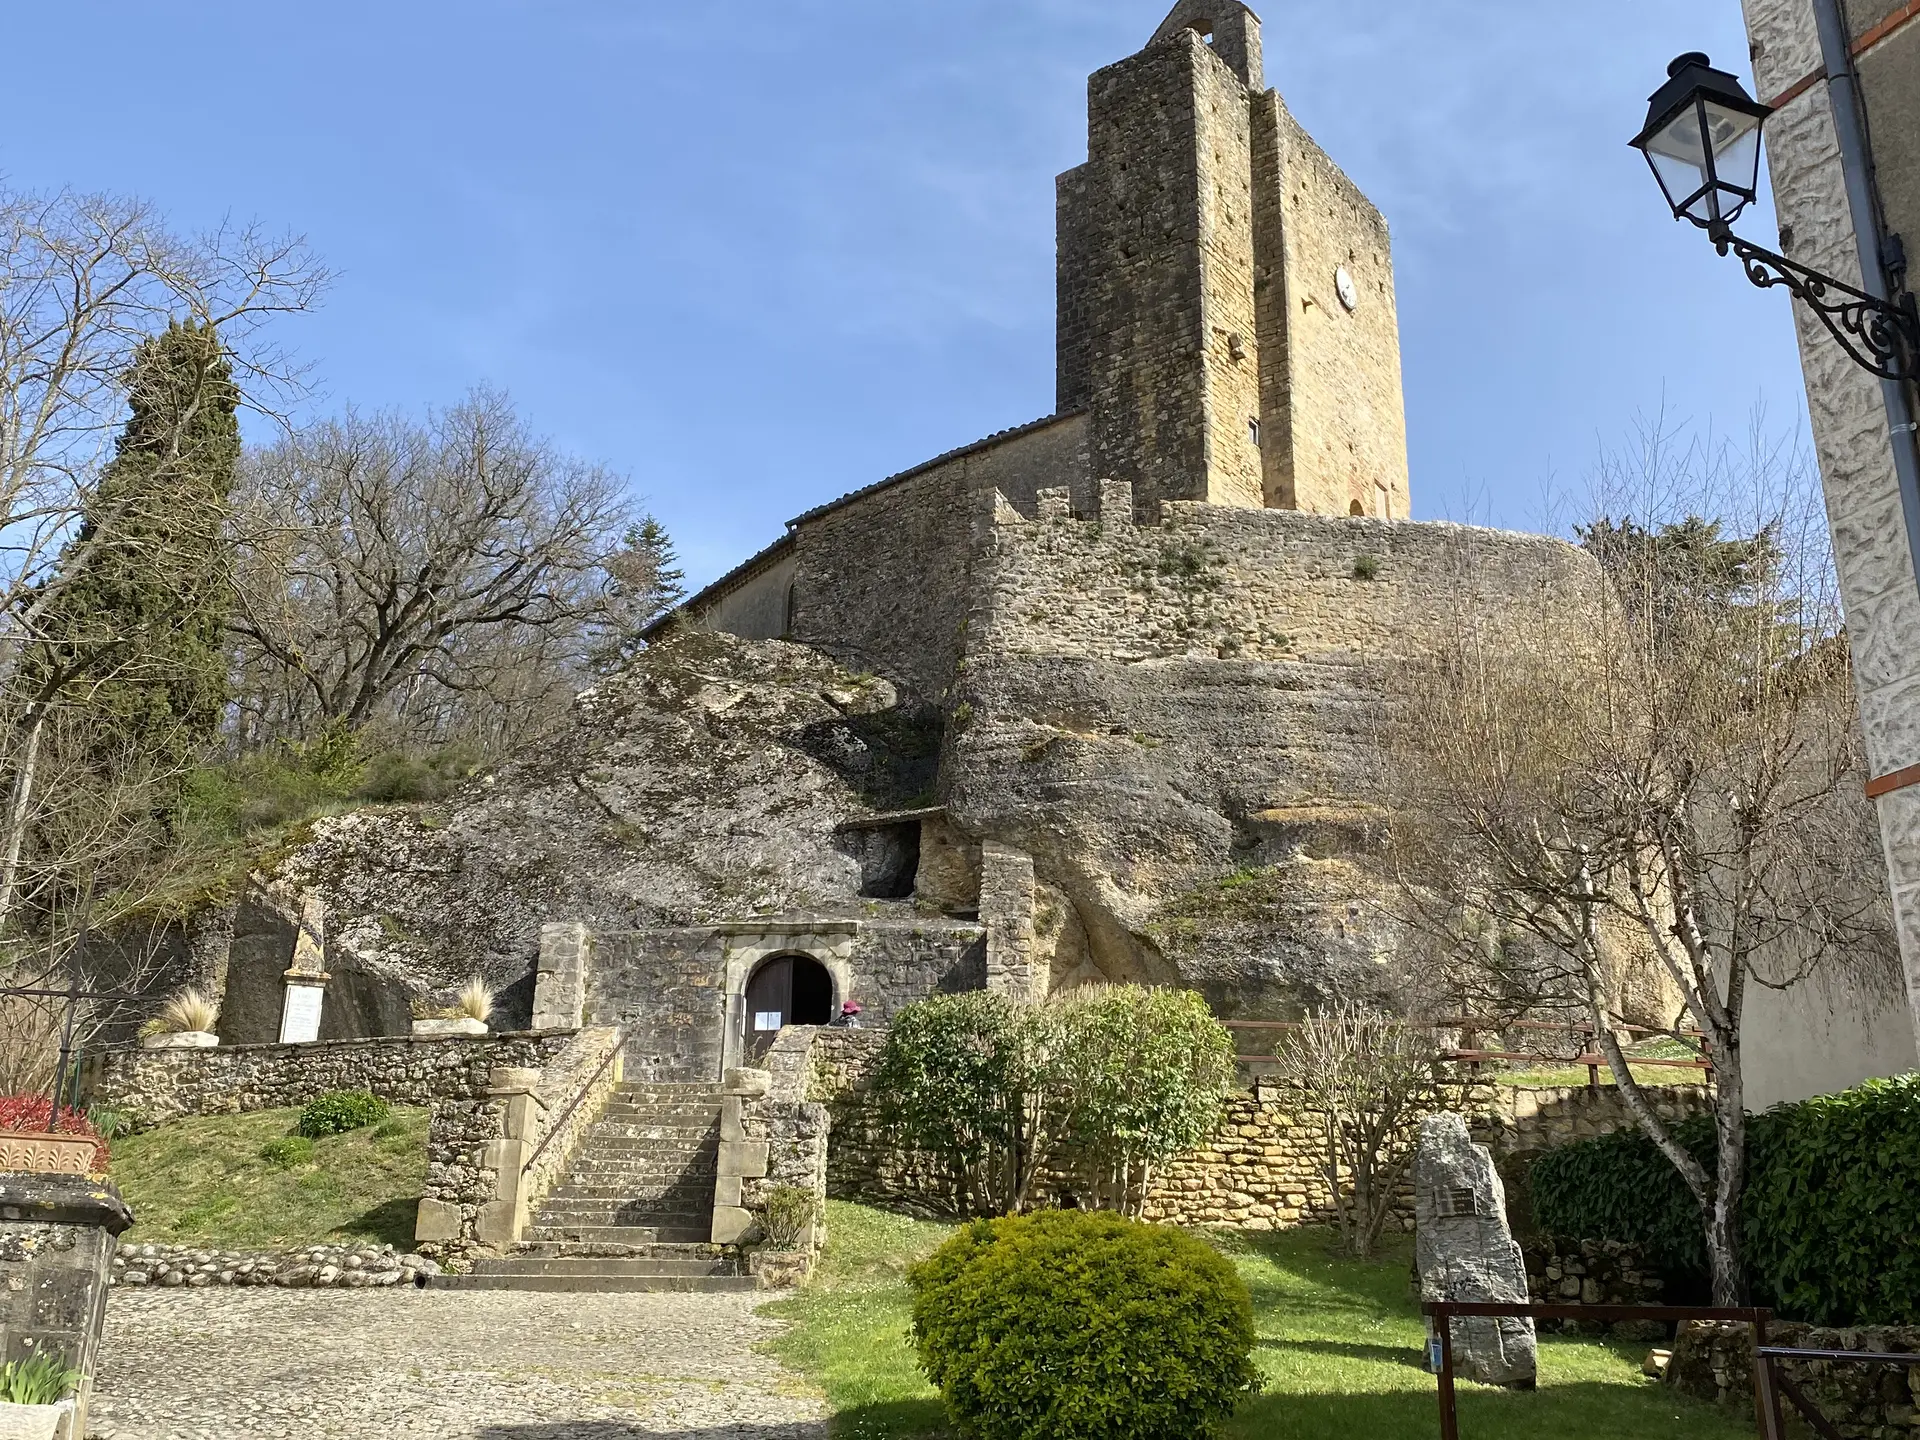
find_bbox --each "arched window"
[1349,499,1364,517]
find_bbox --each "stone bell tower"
[1056,1,1412,521]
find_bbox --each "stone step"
[430,1271,756,1294]
[524,1223,714,1246]
[476,1255,738,1279]
[543,1179,715,1199]
[568,1138,720,1157]
[535,1196,713,1215]
[534,1210,712,1231]
[510,1238,727,1259]
[549,1169,718,1188]
[541,1181,714,1199]
[588,1114,722,1132]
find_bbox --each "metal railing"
[1422,1301,1773,1440]
[1224,1017,1713,1091]
[1420,1300,1916,1440]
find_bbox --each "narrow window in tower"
[1248,419,1261,447]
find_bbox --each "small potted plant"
[0,1098,107,1179]
[410,977,493,1037]
[0,1351,86,1438]
[137,988,219,1049]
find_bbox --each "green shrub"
[1743,1075,1920,1325]
[756,1185,820,1249]
[296,1092,390,1139]
[0,1353,83,1404]
[910,1209,1259,1439]
[872,986,1234,1219]
[259,1136,315,1169]
[1529,1074,1920,1324]
[1530,1114,1712,1287]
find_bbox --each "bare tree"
[1273,1006,1441,1257]
[228,391,638,750]
[1384,420,1893,1304]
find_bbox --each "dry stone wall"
[1669,1319,1920,1432]
[87,1031,576,1129]
[803,1023,1701,1234]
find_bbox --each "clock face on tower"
[1335,267,1359,313]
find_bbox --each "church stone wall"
[786,415,1087,699]
[699,543,796,642]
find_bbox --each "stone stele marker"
[1415,1112,1538,1388]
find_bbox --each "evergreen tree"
[589,516,688,675]
[23,320,240,790]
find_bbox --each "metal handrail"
[522,1028,624,1174]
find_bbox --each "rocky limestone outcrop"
[263,632,943,1022]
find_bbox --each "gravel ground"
[90,1288,826,1439]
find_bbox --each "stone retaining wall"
[87,1031,579,1129]
[1669,1320,1920,1433]
[1522,1238,1666,1327]
[712,1028,832,1246]
[802,1024,1710,1233]
[414,1027,624,1259]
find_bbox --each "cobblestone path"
[91,1288,827,1439]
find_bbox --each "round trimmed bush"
[909,1209,1259,1440]
[296,1091,390,1138]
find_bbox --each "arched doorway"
[743,953,834,1058]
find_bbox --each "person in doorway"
[829,1001,863,1028]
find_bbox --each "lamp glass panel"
[1643,104,1711,215]
[1704,101,1763,194]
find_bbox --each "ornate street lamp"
[1632,52,1920,382]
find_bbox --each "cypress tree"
[25,319,240,793]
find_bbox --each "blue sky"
[6,1,1804,589]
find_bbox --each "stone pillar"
[532,921,591,1032]
[980,843,1042,1002]
[474,1066,545,1248]
[1415,1112,1536,1389]
[711,1067,771,1245]
[276,894,329,1044]
[0,1175,135,1439]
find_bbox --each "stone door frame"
[717,920,857,1075]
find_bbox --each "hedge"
[1530,1074,1920,1324]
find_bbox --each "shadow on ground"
[337,1194,419,1248]
[477,1427,825,1439]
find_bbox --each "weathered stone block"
[724,1068,772,1098]
[413,1198,462,1243]
[713,1175,743,1209]
[719,1141,770,1179]
[710,1206,756,1245]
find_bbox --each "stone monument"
[1415,1112,1537,1389]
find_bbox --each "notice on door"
[753,1011,784,1032]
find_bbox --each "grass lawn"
[765,1201,1752,1440]
[108,1106,428,1250]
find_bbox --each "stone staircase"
[434,1080,751,1293]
